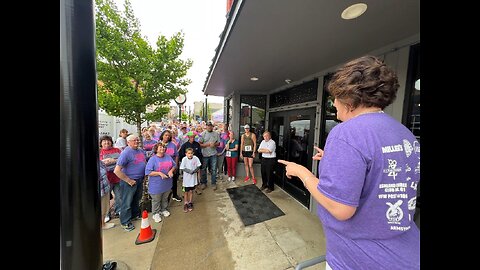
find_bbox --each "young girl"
[180,148,202,212]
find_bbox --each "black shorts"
[242,151,254,158]
[183,186,195,192]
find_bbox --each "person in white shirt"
[114,129,129,151]
[180,148,202,212]
[257,131,276,193]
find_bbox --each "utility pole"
[204,95,208,122]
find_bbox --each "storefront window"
[403,43,420,142]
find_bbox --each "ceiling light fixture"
[285,79,292,84]
[250,77,259,81]
[341,3,367,20]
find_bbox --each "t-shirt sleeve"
[145,156,155,175]
[317,138,367,207]
[180,157,187,169]
[116,150,130,167]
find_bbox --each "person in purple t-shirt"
[279,55,420,270]
[114,134,147,232]
[145,142,176,223]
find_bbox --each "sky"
[114,0,227,109]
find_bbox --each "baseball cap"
[207,121,214,126]
[244,124,250,129]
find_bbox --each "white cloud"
[114,0,226,107]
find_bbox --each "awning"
[203,0,420,97]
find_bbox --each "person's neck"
[352,107,383,118]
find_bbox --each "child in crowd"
[180,148,202,212]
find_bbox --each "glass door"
[269,108,316,207]
[269,115,286,190]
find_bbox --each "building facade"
[203,0,420,213]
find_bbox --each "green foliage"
[181,112,189,121]
[95,0,192,135]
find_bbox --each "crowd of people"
[98,120,277,232]
[97,55,420,269]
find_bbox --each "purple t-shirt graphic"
[145,155,176,194]
[317,113,420,270]
[116,146,146,180]
[163,141,178,159]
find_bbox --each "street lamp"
[175,94,187,123]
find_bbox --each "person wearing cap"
[198,121,220,190]
[240,124,257,184]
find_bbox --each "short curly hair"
[99,135,114,147]
[327,55,399,110]
[152,142,167,154]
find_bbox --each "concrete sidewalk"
[102,176,326,270]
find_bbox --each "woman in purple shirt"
[145,142,176,223]
[279,55,420,270]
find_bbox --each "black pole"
[205,95,208,121]
[178,105,181,123]
[60,0,102,269]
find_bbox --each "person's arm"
[239,135,244,158]
[214,133,220,147]
[114,165,136,186]
[277,159,356,221]
[252,133,257,158]
[231,140,239,152]
[168,159,176,177]
[198,132,208,148]
[257,141,270,153]
[182,168,193,174]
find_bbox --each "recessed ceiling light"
[341,3,367,20]
[250,77,259,81]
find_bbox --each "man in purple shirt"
[279,56,420,269]
[114,134,147,232]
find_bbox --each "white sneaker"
[102,223,115,230]
[162,210,171,217]
[153,213,162,223]
[104,215,110,223]
[228,176,233,181]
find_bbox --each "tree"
[95,0,192,141]
[181,112,189,122]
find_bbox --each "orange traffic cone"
[135,210,157,245]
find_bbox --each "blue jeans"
[119,178,143,226]
[201,155,217,185]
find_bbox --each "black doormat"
[226,184,285,226]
